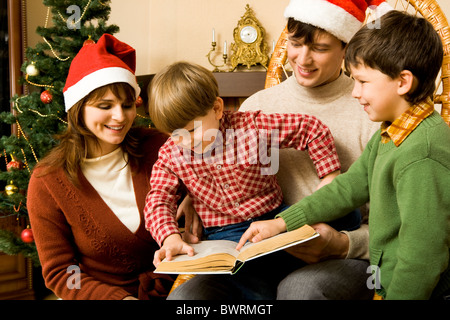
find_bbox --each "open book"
[154,224,319,275]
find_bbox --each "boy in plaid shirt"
[144,62,345,266]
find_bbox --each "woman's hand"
[235,218,287,251]
[176,195,202,243]
[153,234,194,267]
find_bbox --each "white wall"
[26,0,450,76]
[108,0,290,75]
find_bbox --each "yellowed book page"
[236,224,318,262]
[155,240,239,274]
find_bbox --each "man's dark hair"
[345,10,443,105]
[287,18,347,49]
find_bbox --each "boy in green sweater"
[237,10,450,300]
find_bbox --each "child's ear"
[397,70,417,96]
[213,97,224,120]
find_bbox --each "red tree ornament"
[83,35,96,46]
[6,155,23,171]
[21,228,34,244]
[40,90,53,104]
[135,96,144,108]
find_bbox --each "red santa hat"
[284,0,393,43]
[63,34,141,112]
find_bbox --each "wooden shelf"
[137,70,290,112]
[137,71,290,98]
[213,71,267,97]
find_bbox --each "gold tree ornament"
[5,181,19,196]
[229,4,269,71]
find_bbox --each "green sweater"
[278,112,450,300]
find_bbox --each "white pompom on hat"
[63,34,141,112]
[284,0,393,43]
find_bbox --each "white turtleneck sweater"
[240,73,379,259]
[81,148,140,233]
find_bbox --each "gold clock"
[229,5,269,71]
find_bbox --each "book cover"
[155,224,319,274]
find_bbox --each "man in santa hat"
[241,0,392,300]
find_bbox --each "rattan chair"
[168,0,450,298]
[267,0,450,125]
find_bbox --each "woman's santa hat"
[63,34,141,112]
[284,0,393,43]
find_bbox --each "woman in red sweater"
[27,34,172,300]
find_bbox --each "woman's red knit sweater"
[27,129,173,300]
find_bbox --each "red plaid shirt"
[145,111,340,245]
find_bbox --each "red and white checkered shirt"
[145,111,340,245]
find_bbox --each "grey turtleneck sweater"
[240,73,379,259]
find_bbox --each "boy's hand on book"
[236,218,287,251]
[153,234,195,267]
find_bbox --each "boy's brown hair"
[345,10,443,105]
[148,61,219,133]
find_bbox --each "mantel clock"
[229,5,269,71]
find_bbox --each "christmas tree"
[0,0,130,266]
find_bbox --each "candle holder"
[206,42,229,72]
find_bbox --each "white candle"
[224,41,227,54]
[212,28,215,43]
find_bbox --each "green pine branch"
[0,229,40,266]
[0,0,123,266]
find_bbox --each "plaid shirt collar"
[380,98,435,147]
